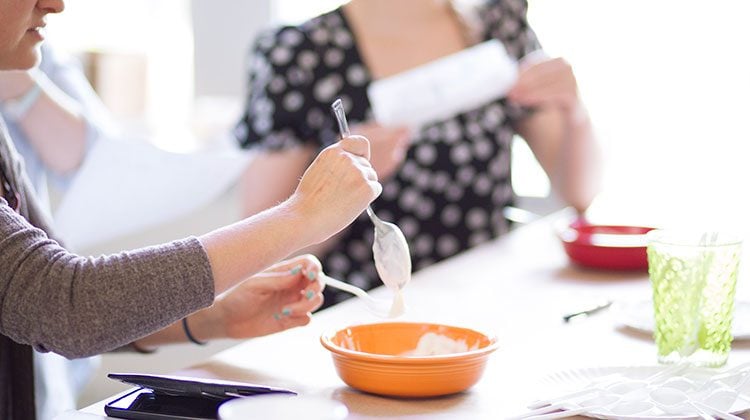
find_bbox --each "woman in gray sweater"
[0,1,382,418]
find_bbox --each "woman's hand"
[198,255,325,340]
[350,122,410,181]
[292,135,382,245]
[132,256,325,350]
[507,54,584,119]
[509,53,601,214]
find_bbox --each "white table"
[75,216,750,419]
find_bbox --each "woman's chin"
[3,48,42,71]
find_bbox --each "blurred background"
[43,0,750,407]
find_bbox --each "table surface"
[73,216,750,419]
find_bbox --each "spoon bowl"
[607,400,654,416]
[366,206,412,292]
[649,386,739,419]
[661,376,698,393]
[701,386,750,412]
[649,389,707,418]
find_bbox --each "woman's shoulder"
[469,0,538,58]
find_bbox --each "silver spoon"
[320,273,396,318]
[330,99,412,304]
[256,270,399,318]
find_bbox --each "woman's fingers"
[276,313,314,329]
[352,156,379,181]
[272,285,324,326]
[513,57,573,89]
[340,134,371,160]
[292,134,382,244]
[261,255,323,278]
[509,56,579,111]
[291,289,324,312]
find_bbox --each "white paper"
[54,139,250,251]
[367,39,518,129]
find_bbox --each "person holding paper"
[0,1,381,418]
[0,43,117,420]
[235,0,601,307]
[0,44,116,213]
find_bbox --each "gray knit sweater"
[0,118,215,419]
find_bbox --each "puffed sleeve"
[234,27,331,151]
[478,0,543,121]
[481,0,542,60]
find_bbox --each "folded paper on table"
[367,39,518,129]
[54,139,250,251]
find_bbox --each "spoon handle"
[561,300,612,323]
[331,98,350,138]
[692,401,743,420]
[507,402,570,419]
[521,405,599,420]
[366,205,387,227]
[330,99,388,232]
[320,274,369,300]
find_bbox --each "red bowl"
[557,218,655,270]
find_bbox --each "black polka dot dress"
[235,0,542,307]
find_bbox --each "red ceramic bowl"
[557,218,655,270]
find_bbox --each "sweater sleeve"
[0,201,214,359]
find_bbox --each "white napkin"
[367,39,518,129]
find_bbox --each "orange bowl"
[320,322,499,398]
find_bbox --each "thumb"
[340,135,371,160]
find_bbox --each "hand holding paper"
[508,54,582,115]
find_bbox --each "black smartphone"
[105,387,223,420]
[103,373,296,420]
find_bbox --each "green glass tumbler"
[647,230,742,367]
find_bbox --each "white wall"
[191,0,272,97]
[527,0,750,231]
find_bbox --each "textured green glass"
[648,233,742,367]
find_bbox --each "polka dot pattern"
[235,0,541,308]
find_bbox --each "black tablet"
[104,373,296,420]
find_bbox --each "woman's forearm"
[556,104,602,212]
[519,102,602,213]
[134,309,221,350]
[201,198,311,294]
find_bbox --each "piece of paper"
[53,139,250,251]
[367,39,518,129]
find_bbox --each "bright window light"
[271,0,347,24]
[47,0,195,152]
